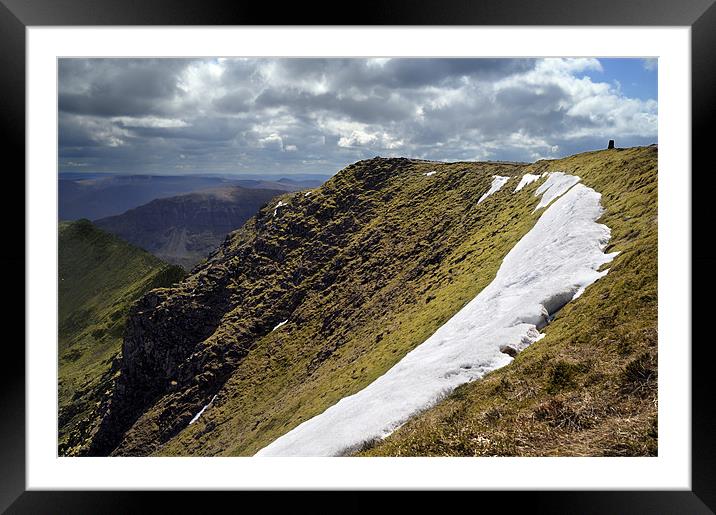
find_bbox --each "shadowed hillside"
[58,220,185,456]
[95,185,285,270]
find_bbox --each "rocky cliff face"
[88,147,657,457]
[95,185,285,270]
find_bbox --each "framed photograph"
[3,0,713,511]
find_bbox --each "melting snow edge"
[477,175,510,204]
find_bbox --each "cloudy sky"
[59,57,657,177]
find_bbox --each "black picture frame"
[2,0,713,512]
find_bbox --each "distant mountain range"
[59,174,327,221]
[95,185,286,270]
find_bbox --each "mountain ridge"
[78,146,657,457]
[59,174,325,221]
[95,185,285,270]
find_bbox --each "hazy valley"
[59,173,327,221]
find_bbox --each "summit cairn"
[608,139,615,149]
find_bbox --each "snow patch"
[189,395,217,425]
[533,172,581,211]
[273,200,286,217]
[256,178,617,457]
[304,191,312,197]
[477,175,510,204]
[514,173,542,192]
[424,171,437,177]
[272,319,288,331]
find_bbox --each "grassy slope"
[106,146,656,457]
[361,145,657,456]
[58,219,185,455]
[153,159,551,456]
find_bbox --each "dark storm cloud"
[377,58,536,87]
[59,59,196,118]
[58,57,657,175]
[267,58,535,90]
[496,84,568,113]
[254,87,415,124]
[58,114,99,149]
[212,89,254,113]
